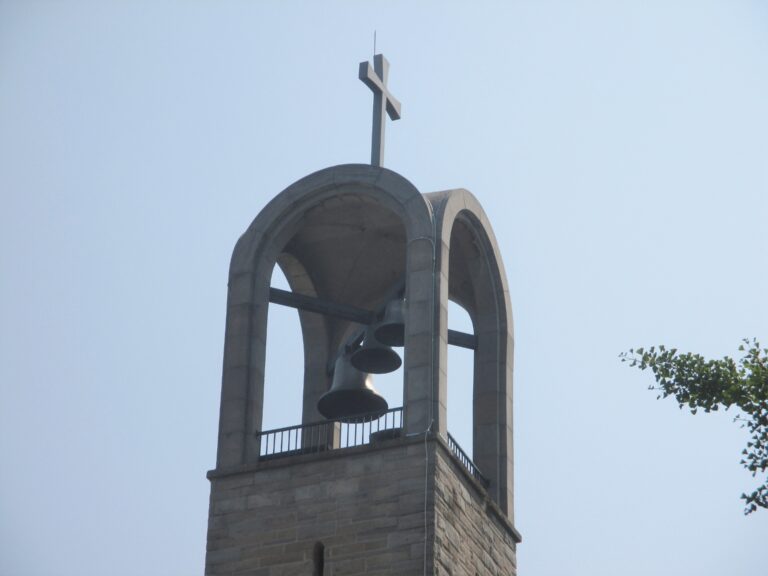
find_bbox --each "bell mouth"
[374,323,405,347]
[350,347,402,374]
[317,389,389,422]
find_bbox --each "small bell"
[373,298,406,347]
[350,326,402,374]
[317,354,388,422]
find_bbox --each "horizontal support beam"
[269,287,477,350]
[448,329,477,350]
[269,287,373,325]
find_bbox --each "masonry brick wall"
[206,438,433,575]
[433,447,518,576]
[205,436,517,576]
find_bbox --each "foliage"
[620,339,768,514]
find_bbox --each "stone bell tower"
[205,54,521,575]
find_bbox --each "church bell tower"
[205,54,521,575]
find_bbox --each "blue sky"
[1,1,767,575]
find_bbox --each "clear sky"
[1,1,767,575]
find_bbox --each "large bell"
[317,354,388,422]
[373,298,406,347]
[350,326,402,374]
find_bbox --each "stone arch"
[216,164,436,468]
[427,189,515,517]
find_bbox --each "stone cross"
[359,54,401,167]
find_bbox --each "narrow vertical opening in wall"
[447,299,474,458]
[313,541,325,576]
[263,265,303,430]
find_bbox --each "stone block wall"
[206,437,433,575]
[205,436,518,575]
[433,445,518,576]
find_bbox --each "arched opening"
[258,191,409,450]
[447,214,486,463]
[262,266,304,431]
[216,165,436,469]
[278,192,407,426]
[447,299,475,457]
[443,205,513,512]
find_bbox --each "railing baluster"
[320,422,325,452]
[323,424,333,448]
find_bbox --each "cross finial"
[359,54,401,167]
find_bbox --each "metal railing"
[256,409,488,490]
[257,407,403,460]
[446,432,489,488]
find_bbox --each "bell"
[317,354,388,422]
[373,298,406,347]
[350,326,402,374]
